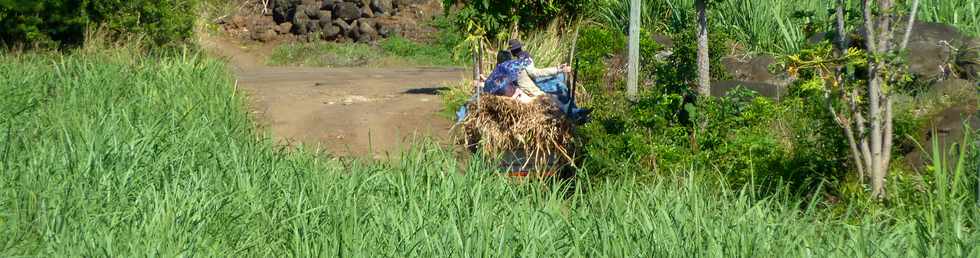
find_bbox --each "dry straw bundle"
[457,95,576,171]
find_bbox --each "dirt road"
[204,36,465,157]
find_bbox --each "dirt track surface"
[204,36,465,157]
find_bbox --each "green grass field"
[1,49,977,256]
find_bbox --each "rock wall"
[225,0,437,43]
[280,0,409,42]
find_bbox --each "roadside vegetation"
[268,36,460,67]
[1,49,976,256]
[1,0,978,256]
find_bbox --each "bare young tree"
[789,0,919,200]
[832,0,918,199]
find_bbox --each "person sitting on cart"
[460,40,589,123]
[482,40,568,97]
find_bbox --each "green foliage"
[445,0,588,39]
[1,41,978,258]
[438,79,473,119]
[429,15,467,58]
[0,0,200,48]
[573,25,856,193]
[781,41,932,164]
[652,28,731,95]
[269,41,382,67]
[581,78,850,193]
[379,36,461,66]
[588,0,980,54]
[574,25,625,88]
[592,0,834,54]
[913,0,980,36]
[269,37,462,68]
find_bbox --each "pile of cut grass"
[457,95,575,170]
[1,49,977,256]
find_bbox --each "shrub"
[0,0,200,48]
[573,26,853,194]
[445,0,590,39]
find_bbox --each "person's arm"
[525,62,572,78]
[525,65,562,78]
[516,70,546,96]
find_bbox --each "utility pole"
[627,0,640,101]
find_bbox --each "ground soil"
[202,34,465,158]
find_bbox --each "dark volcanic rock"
[305,19,321,34]
[333,2,361,22]
[371,0,393,15]
[904,104,980,171]
[855,19,971,80]
[333,19,353,36]
[723,55,777,84]
[322,0,337,10]
[322,24,342,39]
[298,4,319,19]
[957,38,980,80]
[272,0,301,24]
[906,40,953,80]
[275,22,294,34]
[318,10,333,21]
[361,5,375,18]
[358,19,378,37]
[292,16,311,34]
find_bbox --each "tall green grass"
[1,50,978,256]
[914,0,980,36]
[591,0,831,54]
[591,0,979,54]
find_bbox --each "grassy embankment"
[0,48,977,256]
[268,36,460,68]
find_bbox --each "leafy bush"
[0,0,199,48]
[574,25,852,193]
[652,28,731,96]
[445,0,589,39]
[573,26,625,90]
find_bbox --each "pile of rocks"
[229,0,433,42]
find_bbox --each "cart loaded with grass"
[453,70,588,177]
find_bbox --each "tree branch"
[836,0,849,52]
[899,0,919,51]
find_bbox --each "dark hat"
[507,39,523,51]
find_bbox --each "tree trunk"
[695,0,710,96]
[865,0,896,199]
[627,0,640,100]
[834,0,865,180]
[835,0,848,52]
